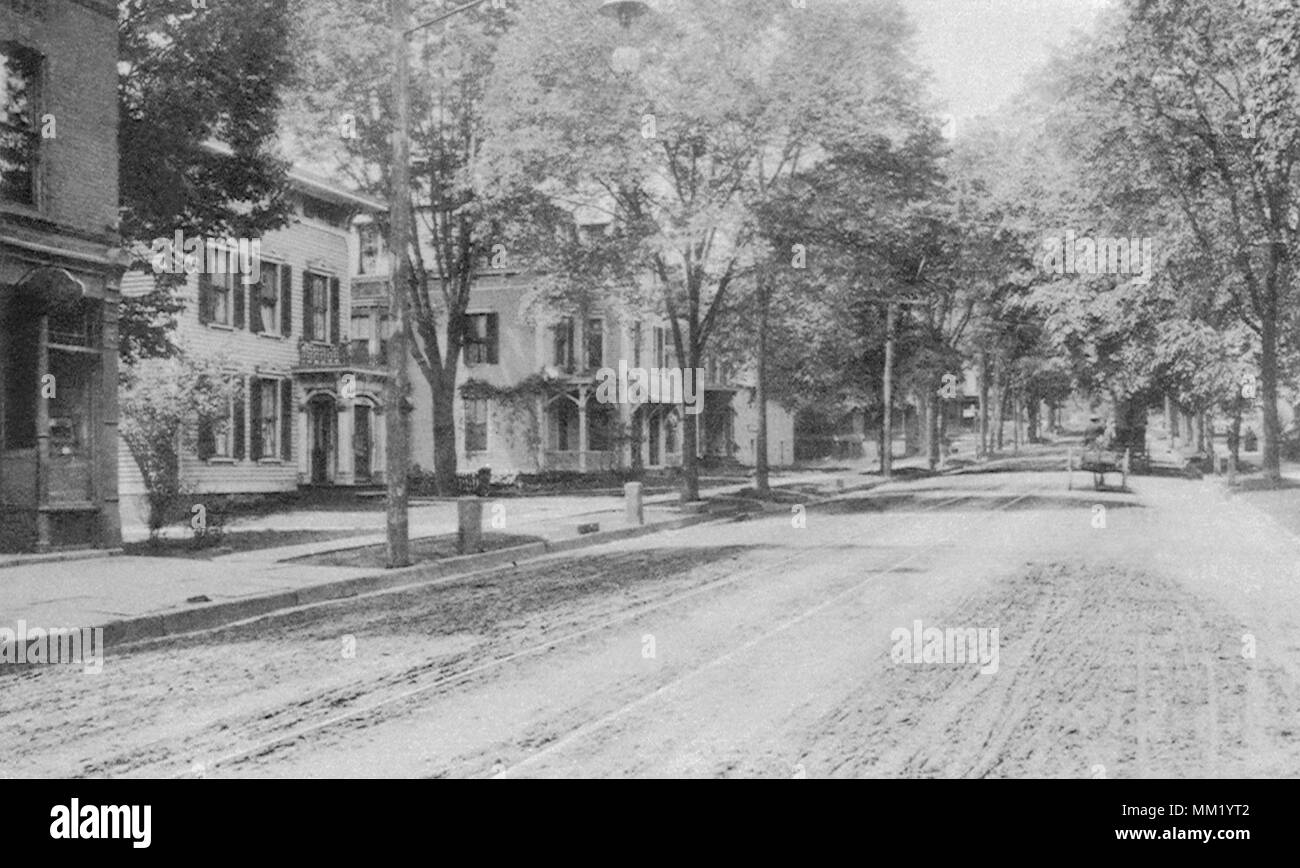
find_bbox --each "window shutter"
[302,276,314,341]
[486,313,499,364]
[249,279,263,334]
[233,278,245,329]
[280,264,293,336]
[233,377,246,459]
[198,416,215,460]
[329,277,341,344]
[249,377,263,460]
[280,379,293,461]
[198,273,213,324]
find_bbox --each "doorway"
[353,403,372,483]
[309,395,335,484]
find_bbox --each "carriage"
[1068,424,1146,491]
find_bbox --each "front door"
[353,404,372,483]
[310,398,334,484]
[648,411,661,466]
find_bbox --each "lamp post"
[385,0,494,569]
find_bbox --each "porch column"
[297,402,310,483]
[577,387,589,473]
[373,406,387,484]
[35,315,50,551]
[336,399,355,485]
[99,291,122,547]
[536,395,546,470]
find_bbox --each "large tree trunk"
[1027,398,1040,443]
[755,267,771,497]
[431,368,459,497]
[994,370,1006,451]
[630,407,644,474]
[1261,311,1282,483]
[1165,394,1177,445]
[977,351,989,458]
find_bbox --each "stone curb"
[80,510,726,650]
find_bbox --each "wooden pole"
[385,0,413,568]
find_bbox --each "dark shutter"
[329,277,341,344]
[249,279,263,334]
[233,377,246,459]
[198,273,213,324]
[280,379,293,461]
[249,377,263,460]
[280,264,293,336]
[486,313,499,364]
[197,416,215,460]
[302,276,314,341]
[233,278,245,329]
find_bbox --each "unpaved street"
[4,469,1300,778]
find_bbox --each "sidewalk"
[0,467,882,648]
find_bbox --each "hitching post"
[625,481,644,525]
[457,497,482,554]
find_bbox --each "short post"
[624,481,644,525]
[457,497,482,554]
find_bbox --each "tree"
[119,353,237,537]
[1049,0,1300,481]
[484,0,927,498]
[289,0,536,496]
[117,0,298,361]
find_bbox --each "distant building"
[0,0,124,552]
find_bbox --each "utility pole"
[385,0,413,568]
[882,300,895,479]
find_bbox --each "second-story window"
[358,223,382,275]
[199,272,238,327]
[302,272,339,343]
[586,318,603,370]
[631,321,642,368]
[552,317,575,372]
[464,313,498,366]
[0,42,41,206]
[254,266,280,335]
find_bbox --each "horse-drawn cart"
[1068,446,1131,491]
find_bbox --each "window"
[0,42,40,205]
[303,272,338,342]
[465,398,488,453]
[199,271,239,327]
[198,377,243,461]
[552,317,575,371]
[358,223,382,274]
[665,409,679,453]
[254,266,280,334]
[653,326,668,369]
[550,397,579,451]
[464,313,499,366]
[586,318,604,370]
[631,321,642,368]
[249,377,288,460]
[587,399,615,452]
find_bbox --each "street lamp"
[599,0,650,28]
[600,0,650,73]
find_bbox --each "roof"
[198,140,386,213]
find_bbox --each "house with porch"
[1,0,125,553]
[116,168,390,527]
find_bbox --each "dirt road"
[4,469,1299,778]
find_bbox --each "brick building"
[0,0,124,552]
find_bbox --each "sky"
[899,0,1114,131]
